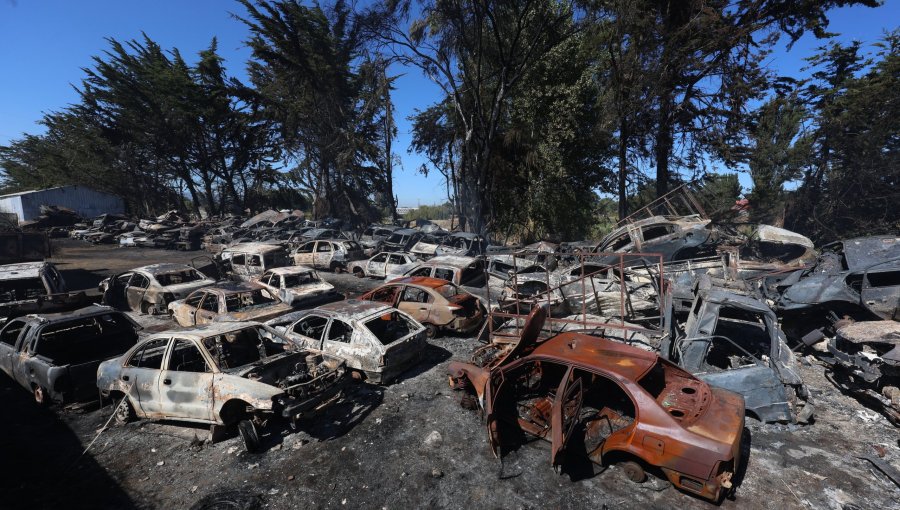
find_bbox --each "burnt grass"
[0,239,898,509]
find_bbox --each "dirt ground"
[1,239,898,509]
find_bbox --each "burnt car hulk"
[448,306,745,503]
[168,283,293,327]
[0,306,139,405]
[97,322,348,452]
[266,300,427,384]
[100,263,216,315]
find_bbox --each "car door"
[287,314,329,349]
[386,254,407,276]
[103,272,134,309]
[157,338,214,421]
[314,241,333,269]
[550,368,582,468]
[119,337,170,416]
[293,241,316,266]
[397,285,435,324]
[485,367,509,458]
[321,318,368,365]
[126,273,151,311]
[0,319,27,378]
[368,253,388,277]
[195,293,220,324]
[860,268,900,320]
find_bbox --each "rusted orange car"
[360,277,486,338]
[448,307,745,503]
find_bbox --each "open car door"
[102,273,129,310]
[484,368,507,458]
[550,374,583,468]
[191,255,223,281]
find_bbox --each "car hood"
[284,281,336,297]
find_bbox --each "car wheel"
[114,396,135,425]
[352,267,364,278]
[33,385,49,406]
[238,419,261,453]
[425,323,438,339]
[140,302,153,315]
[622,460,646,483]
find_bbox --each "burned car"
[100,263,217,315]
[291,239,365,272]
[380,228,425,253]
[385,255,487,287]
[96,322,348,452]
[0,306,139,405]
[168,283,293,327]
[219,242,292,282]
[348,252,418,279]
[0,261,91,321]
[448,306,744,502]
[253,266,343,308]
[822,320,899,425]
[360,277,486,338]
[435,232,487,257]
[772,236,900,335]
[662,287,813,424]
[359,224,400,254]
[267,300,426,384]
[593,215,713,261]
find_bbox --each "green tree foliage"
[0,36,279,216]
[237,0,395,227]
[787,31,900,241]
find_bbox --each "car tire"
[238,419,261,453]
[114,396,135,425]
[425,323,438,339]
[622,460,646,483]
[352,267,364,278]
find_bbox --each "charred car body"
[348,252,418,279]
[663,287,813,424]
[770,236,900,338]
[168,283,293,327]
[360,277,486,338]
[291,239,365,272]
[218,243,292,282]
[821,320,899,425]
[448,306,744,502]
[96,322,348,452]
[100,263,216,315]
[267,300,426,384]
[253,266,343,308]
[0,261,91,321]
[385,255,487,288]
[0,306,139,405]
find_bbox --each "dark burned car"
[593,215,713,261]
[100,263,217,315]
[822,320,899,425]
[0,306,139,405]
[771,236,900,333]
[97,322,348,452]
[0,261,91,322]
[663,287,813,424]
[448,306,745,503]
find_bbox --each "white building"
[0,185,125,223]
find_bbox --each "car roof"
[133,263,196,274]
[0,261,48,280]
[392,228,419,235]
[225,242,285,253]
[267,265,316,275]
[198,282,262,295]
[22,304,131,324]
[146,321,264,341]
[317,299,394,319]
[530,332,658,382]
[386,276,452,289]
[424,255,478,268]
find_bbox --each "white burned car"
[348,252,418,279]
[253,266,343,308]
[96,322,348,452]
[100,263,216,315]
[266,300,426,384]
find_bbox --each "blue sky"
[1,1,896,206]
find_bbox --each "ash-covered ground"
[1,239,898,509]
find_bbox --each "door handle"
[163,378,171,385]
[122,375,130,381]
